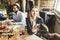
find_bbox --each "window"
[54,0,60,17]
[54,0,60,12]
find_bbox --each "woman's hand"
[32,24,40,32]
[34,24,40,29]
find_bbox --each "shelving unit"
[40,0,55,10]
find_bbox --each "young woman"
[26,6,49,36]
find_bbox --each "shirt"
[26,17,44,35]
[9,11,26,26]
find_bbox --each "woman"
[26,6,49,36]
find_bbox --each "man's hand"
[7,22,14,25]
[48,33,55,37]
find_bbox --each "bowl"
[0,13,3,17]
[0,17,6,21]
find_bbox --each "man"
[9,4,26,26]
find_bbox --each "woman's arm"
[32,24,40,32]
[26,18,33,35]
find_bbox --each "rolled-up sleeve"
[21,13,26,26]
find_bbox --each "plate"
[13,25,25,32]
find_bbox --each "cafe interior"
[0,0,60,40]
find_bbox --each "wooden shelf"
[40,0,55,10]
